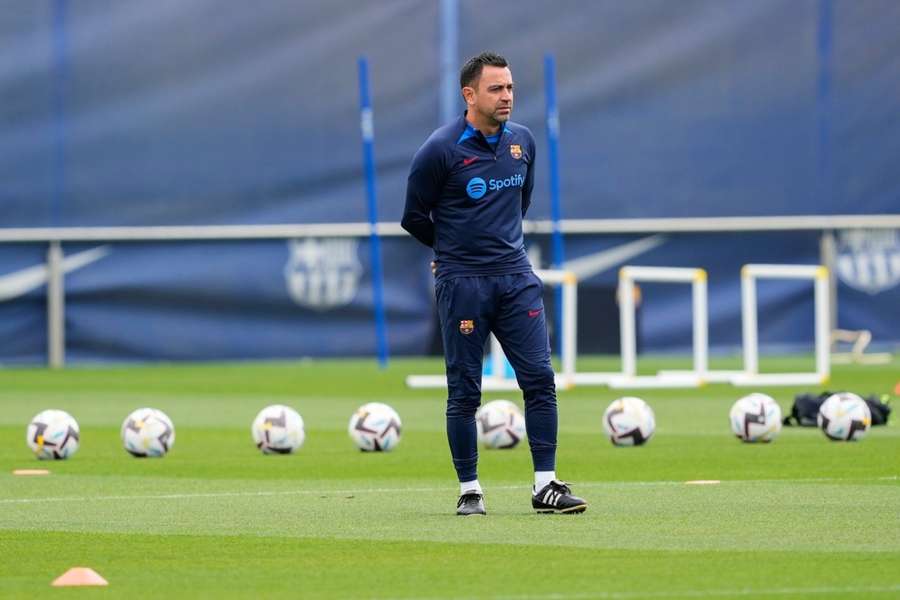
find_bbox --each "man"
[401,52,587,516]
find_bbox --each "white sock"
[460,479,482,495]
[534,471,556,492]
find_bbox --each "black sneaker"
[456,491,486,516]
[532,480,587,514]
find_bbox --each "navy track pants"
[435,272,557,482]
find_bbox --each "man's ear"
[461,86,476,106]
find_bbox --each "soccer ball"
[26,409,80,460]
[602,397,655,446]
[121,408,175,457]
[729,393,782,443]
[252,404,305,454]
[348,402,402,451]
[476,399,526,449]
[818,392,872,441]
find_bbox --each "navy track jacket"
[402,114,536,283]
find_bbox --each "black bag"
[783,391,892,427]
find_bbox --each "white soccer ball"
[121,408,175,457]
[26,409,80,460]
[476,399,526,449]
[602,397,655,446]
[252,404,305,454]
[348,402,402,452]
[729,393,782,443]
[818,392,872,441]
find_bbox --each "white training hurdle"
[606,266,718,388]
[612,263,831,388]
[405,269,579,391]
[406,263,832,391]
[731,264,831,386]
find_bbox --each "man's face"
[466,65,514,125]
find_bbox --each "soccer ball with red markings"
[252,404,305,454]
[121,408,175,458]
[26,409,80,460]
[348,402,402,452]
[476,399,526,449]
[730,393,782,443]
[602,397,655,446]
[818,392,871,441]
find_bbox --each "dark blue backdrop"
[1,1,898,362]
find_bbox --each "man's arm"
[521,139,535,217]
[401,143,445,248]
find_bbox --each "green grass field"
[1,356,898,599]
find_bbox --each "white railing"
[0,214,899,242]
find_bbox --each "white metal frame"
[606,266,711,389]
[2,214,899,242]
[46,241,65,368]
[731,264,831,386]
[405,269,578,391]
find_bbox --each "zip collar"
[456,112,508,146]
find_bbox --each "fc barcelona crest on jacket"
[459,320,475,335]
[509,144,522,159]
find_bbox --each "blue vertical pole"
[358,57,389,368]
[52,0,69,226]
[544,54,565,357]
[817,0,836,332]
[816,0,833,208]
[439,0,459,125]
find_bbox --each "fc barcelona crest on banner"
[459,320,474,335]
[836,229,900,294]
[285,238,362,310]
[509,144,522,159]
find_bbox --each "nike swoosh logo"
[462,156,478,166]
[562,234,667,279]
[0,245,111,302]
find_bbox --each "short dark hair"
[459,52,509,89]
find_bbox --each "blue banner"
[0,238,435,363]
[2,230,898,364]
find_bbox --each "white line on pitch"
[0,485,516,505]
[8,485,504,505]
[0,475,895,506]
[378,583,900,600]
